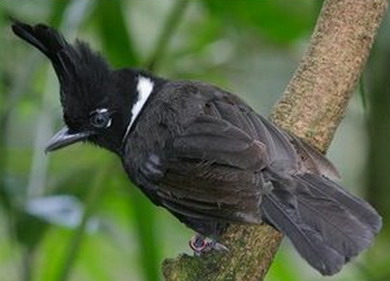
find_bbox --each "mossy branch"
[163,0,388,280]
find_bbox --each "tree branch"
[162,0,388,280]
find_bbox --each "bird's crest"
[12,21,111,118]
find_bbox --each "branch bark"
[163,0,388,280]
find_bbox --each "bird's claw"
[189,234,229,256]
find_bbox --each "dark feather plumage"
[122,80,382,275]
[12,21,382,276]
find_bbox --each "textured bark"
[163,0,388,280]
[271,0,388,152]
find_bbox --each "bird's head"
[12,21,156,155]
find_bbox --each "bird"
[12,21,382,276]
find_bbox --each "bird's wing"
[157,114,268,224]
[143,83,299,224]
[130,81,328,225]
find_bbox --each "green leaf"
[202,0,317,44]
[128,186,162,281]
[94,1,139,67]
[14,211,49,250]
[49,1,69,26]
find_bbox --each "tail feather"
[296,174,382,233]
[262,173,381,276]
[262,192,344,275]
[296,189,374,257]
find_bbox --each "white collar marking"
[123,75,154,141]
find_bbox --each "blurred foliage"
[202,0,316,44]
[0,1,389,281]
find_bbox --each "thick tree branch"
[271,0,388,151]
[163,0,388,280]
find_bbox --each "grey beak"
[45,126,94,153]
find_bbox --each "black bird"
[12,21,381,276]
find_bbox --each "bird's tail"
[261,173,381,276]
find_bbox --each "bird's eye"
[90,110,111,129]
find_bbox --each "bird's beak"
[45,126,94,153]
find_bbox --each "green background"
[0,1,389,281]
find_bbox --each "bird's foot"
[189,234,229,256]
